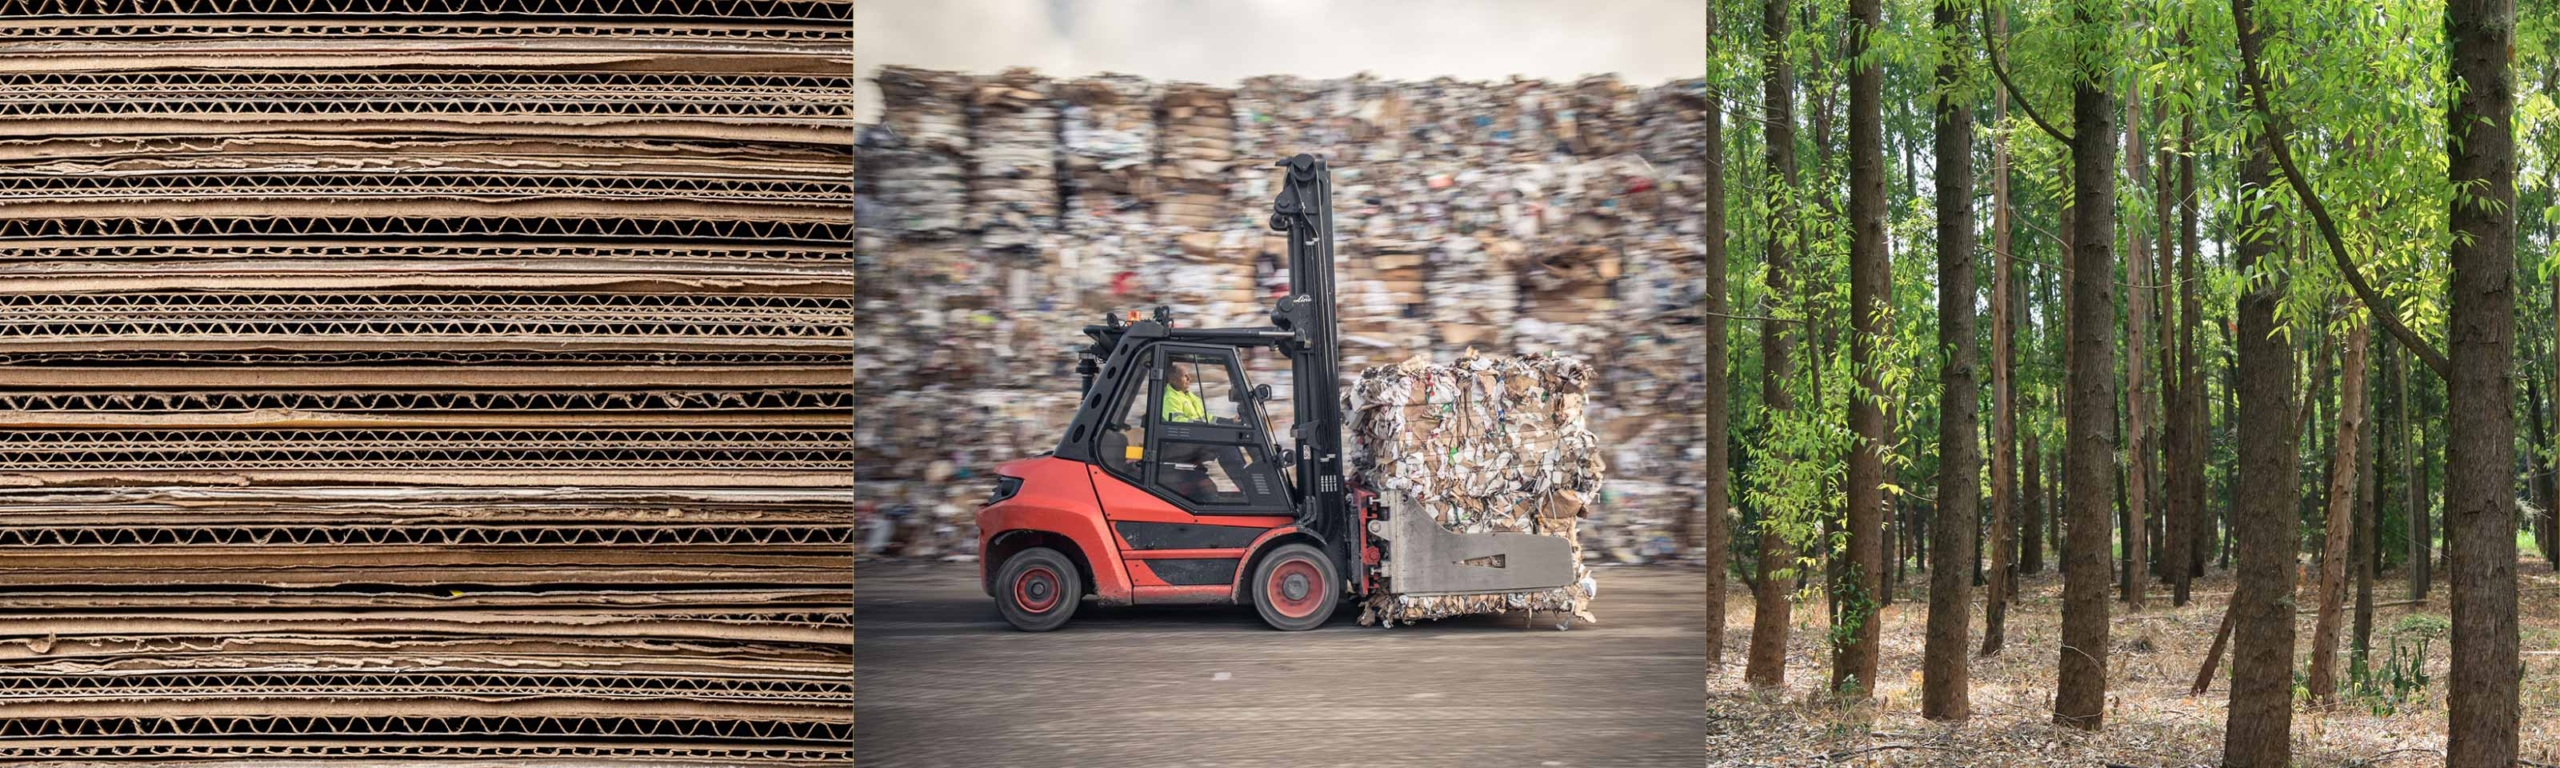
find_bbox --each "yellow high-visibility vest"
[1162,388,1206,423]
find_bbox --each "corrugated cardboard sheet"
[855,69,1708,568]
[0,1,852,764]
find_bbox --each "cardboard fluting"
[0,3,851,763]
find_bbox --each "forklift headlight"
[985,476,1022,507]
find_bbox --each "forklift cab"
[1097,344,1289,511]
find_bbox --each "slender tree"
[2221,122,2297,768]
[1703,4,1732,669]
[2169,79,2204,600]
[2354,338,2379,671]
[1922,0,1977,720]
[2023,431,2044,574]
[1744,0,1799,692]
[1979,3,2016,661]
[2120,77,2150,610]
[2308,322,2371,706]
[2443,0,2521,761]
[1835,0,1888,699]
[2054,0,2119,729]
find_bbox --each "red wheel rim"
[1265,557,1325,618]
[1014,566,1060,613]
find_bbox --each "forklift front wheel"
[996,547,1081,632]
[1251,543,1338,631]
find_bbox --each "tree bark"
[2121,80,2150,611]
[2404,333,2427,600]
[1834,0,1887,700]
[1922,0,1977,718]
[2444,0,2521,761]
[1743,0,1799,693]
[1702,5,1732,669]
[2221,114,2297,768]
[2053,0,2119,728]
[2024,431,2045,574]
[2171,100,2205,599]
[1980,4,2017,660]
[2308,322,2371,707]
[2354,338,2379,674]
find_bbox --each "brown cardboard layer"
[0,615,850,647]
[0,350,850,370]
[0,135,851,165]
[0,589,851,612]
[0,196,850,224]
[0,52,855,75]
[0,274,854,295]
[0,634,850,667]
[0,412,848,429]
[0,0,852,21]
[0,118,853,146]
[0,485,854,510]
[0,470,851,488]
[0,743,848,765]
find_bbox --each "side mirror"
[1254,384,1273,402]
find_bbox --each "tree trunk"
[1743,0,1799,693]
[2172,101,2205,598]
[2444,0,2521,761]
[2405,333,2427,599]
[1832,0,1894,701]
[2532,375,2553,567]
[1980,0,2016,659]
[2354,338,2379,674]
[2024,431,2045,575]
[2220,90,2297,767]
[1922,0,1977,717]
[2308,322,2371,707]
[2053,8,2119,728]
[1834,0,1887,700]
[1702,5,1732,669]
[2548,265,2560,572]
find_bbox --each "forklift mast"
[1266,154,1356,579]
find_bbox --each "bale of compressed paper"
[967,68,1058,253]
[1347,350,1604,626]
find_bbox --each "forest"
[1703,0,2560,765]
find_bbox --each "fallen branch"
[2349,747,2440,766]
[1822,743,1949,762]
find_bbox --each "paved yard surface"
[856,560,1706,767]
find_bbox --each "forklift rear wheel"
[996,547,1080,632]
[1251,543,1338,631]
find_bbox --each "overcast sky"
[854,0,1706,123]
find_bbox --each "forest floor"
[1707,557,2560,767]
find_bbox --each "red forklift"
[975,154,1576,631]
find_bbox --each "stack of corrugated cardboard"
[0,1,852,762]
[854,68,1703,565]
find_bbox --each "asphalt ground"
[855,560,1707,767]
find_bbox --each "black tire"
[1250,543,1339,631]
[994,547,1080,632]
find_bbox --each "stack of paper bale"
[1158,83,1237,230]
[0,0,852,762]
[1347,351,1603,625]
[855,67,1705,566]
[868,66,972,238]
[1061,74,1160,219]
[967,68,1058,255]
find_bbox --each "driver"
[1160,362,1250,502]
